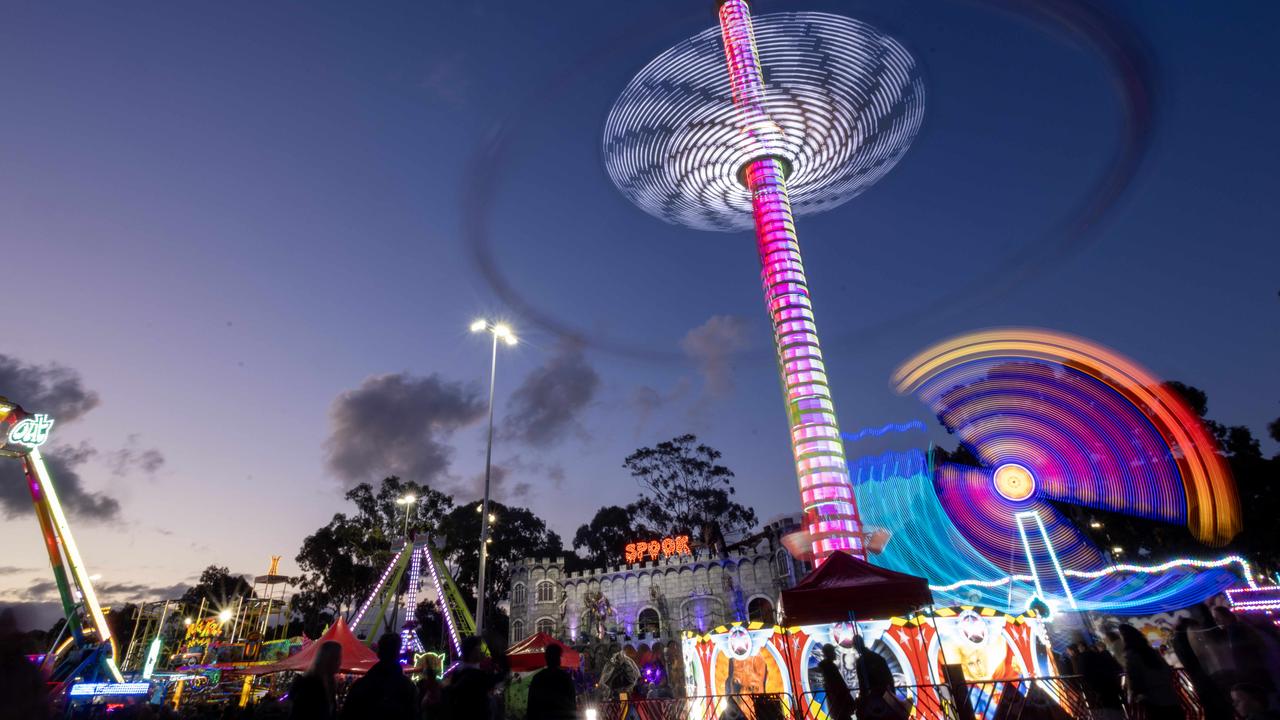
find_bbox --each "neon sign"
[7,413,54,448]
[625,536,691,564]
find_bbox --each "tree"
[573,505,639,567]
[288,585,335,639]
[180,565,253,610]
[439,499,563,631]
[623,434,757,549]
[105,603,138,648]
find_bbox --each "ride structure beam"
[718,0,865,562]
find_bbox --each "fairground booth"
[679,551,1061,720]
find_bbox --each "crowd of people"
[1066,605,1280,720]
[280,632,575,720]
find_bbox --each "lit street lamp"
[470,318,516,635]
[396,494,417,538]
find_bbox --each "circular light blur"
[470,319,488,333]
[604,12,924,231]
[993,463,1036,502]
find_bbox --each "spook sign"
[625,535,692,564]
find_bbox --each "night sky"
[2,0,1277,628]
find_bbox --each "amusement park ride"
[863,328,1251,616]
[0,397,123,685]
[605,0,1256,623]
[0,392,471,706]
[349,534,475,667]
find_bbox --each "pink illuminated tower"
[604,2,924,563]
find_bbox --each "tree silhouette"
[573,504,639,566]
[623,434,757,551]
[180,565,253,609]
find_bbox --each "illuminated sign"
[7,413,54,448]
[69,682,151,697]
[625,535,691,564]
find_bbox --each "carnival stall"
[682,606,1057,720]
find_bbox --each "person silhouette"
[1118,624,1182,720]
[526,643,576,720]
[339,633,416,720]
[288,640,342,720]
[818,644,854,720]
[440,634,509,720]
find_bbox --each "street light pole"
[476,331,498,636]
[471,319,515,636]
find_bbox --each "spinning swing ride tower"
[605,1,924,562]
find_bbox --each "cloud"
[96,581,190,602]
[107,434,166,477]
[325,373,487,488]
[0,441,120,521]
[17,580,58,602]
[632,385,665,431]
[501,341,599,446]
[681,315,750,396]
[0,354,99,422]
[0,601,64,632]
[546,464,566,488]
[0,354,123,521]
[0,566,32,576]
[460,463,532,503]
[12,578,188,604]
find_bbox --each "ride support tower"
[718,0,863,562]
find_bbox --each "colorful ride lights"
[425,546,463,657]
[894,328,1241,548]
[993,463,1035,502]
[604,2,923,565]
[603,9,923,231]
[930,555,1257,593]
[69,682,151,698]
[1227,586,1280,612]
[351,547,406,628]
[402,547,426,655]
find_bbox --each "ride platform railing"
[589,672,1208,720]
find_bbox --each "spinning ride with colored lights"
[869,328,1249,614]
[605,1,924,563]
[0,398,123,685]
[349,536,474,665]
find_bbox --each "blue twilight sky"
[1,0,1277,627]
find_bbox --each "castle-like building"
[508,515,808,653]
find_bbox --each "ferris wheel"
[885,328,1248,614]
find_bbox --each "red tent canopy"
[506,632,581,673]
[247,616,378,675]
[781,550,932,625]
